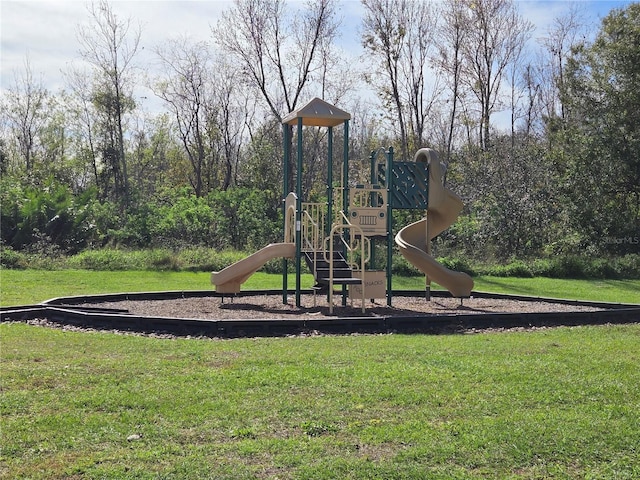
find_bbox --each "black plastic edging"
[2,289,638,338]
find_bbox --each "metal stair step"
[316,269,354,278]
[303,250,361,286]
[317,277,363,285]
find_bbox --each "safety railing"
[324,211,371,269]
[350,186,386,209]
[299,200,371,312]
[324,210,369,313]
[300,202,325,279]
[284,192,297,244]
[301,203,324,251]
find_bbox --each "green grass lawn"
[2,322,639,479]
[1,270,639,306]
[1,269,639,478]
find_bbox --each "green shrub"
[545,255,588,278]
[177,248,219,271]
[67,249,132,270]
[437,257,476,276]
[67,249,182,271]
[262,257,289,275]
[526,255,640,279]
[207,251,249,272]
[583,257,619,279]
[144,250,181,271]
[391,255,421,277]
[0,246,26,269]
[8,246,640,280]
[177,248,260,272]
[152,193,215,248]
[207,188,281,251]
[615,254,640,278]
[1,179,99,254]
[484,260,533,278]
[179,249,298,274]
[529,258,552,277]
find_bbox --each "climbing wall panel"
[377,162,429,209]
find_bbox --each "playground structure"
[4,104,637,337]
[211,98,474,313]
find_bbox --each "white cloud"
[1,0,229,94]
[1,1,86,91]
[1,0,633,110]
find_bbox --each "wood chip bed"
[79,294,604,321]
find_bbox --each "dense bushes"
[476,254,640,279]
[2,242,638,279]
[0,246,247,272]
[388,253,640,279]
[0,178,100,254]
[2,177,637,280]
[1,178,282,253]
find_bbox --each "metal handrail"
[323,210,369,313]
[301,202,325,280]
[284,192,297,244]
[325,210,371,268]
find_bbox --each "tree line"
[1,0,638,263]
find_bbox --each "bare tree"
[361,0,440,160]
[64,66,101,191]
[519,63,541,139]
[402,1,441,153]
[77,0,141,203]
[537,4,588,123]
[2,57,49,173]
[213,0,340,190]
[210,56,247,191]
[506,47,528,147]
[154,38,246,195]
[458,0,533,150]
[154,38,211,197]
[434,0,468,162]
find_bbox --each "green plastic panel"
[378,162,429,209]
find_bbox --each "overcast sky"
[0,0,633,106]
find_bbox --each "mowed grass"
[1,270,639,477]
[1,269,639,306]
[2,322,639,479]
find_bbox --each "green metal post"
[342,120,350,221]
[327,127,333,238]
[342,120,350,306]
[295,118,303,307]
[282,124,290,304]
[386,146,394,306]
[369,150,377,271]
[370,150,377,188]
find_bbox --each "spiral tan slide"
[395,149,474,297]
